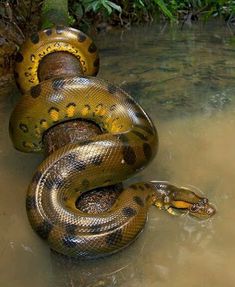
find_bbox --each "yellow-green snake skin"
[9,26,215,259]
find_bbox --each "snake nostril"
[190,204,199,212]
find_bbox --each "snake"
[9,26,215,259]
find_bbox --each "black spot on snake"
[133,196,144,207]
[65,223,77,235]
[137,124,154,136]
[74,160,86,172]
[118,134,129,144]
[93,104,103,116]
[52,78,65,90]
[122,207,137,217]
[66,102,76,108]
[54,176,65,188]
[89,224,102,234]
[106,229,123,246]
[93,58,99,68]
[132,130,148,141]
[123,145,136,165]
[45,29,52,36]
[48,107,59,114]
[23,141,36,149]
[126,97,136,106]
[138,185,145,191]
[110,104,117,111]
[56,25,65,34]
[43,175,64,190]
[44,178,54,190]
[63,235,77,248]
[84,104,91,110]
[144,183,152,189]
[32,171,43,183]
[143,143,152,161]
[40,119,47,125]
[30,33,39,44]
[30,54,35,62]
[15,52,24,63]
[26,195,36,210]
[88,42,97,53]
[90,154,103,166]
[36,220,53,240]
[77,32,86,42]
[19,123,28,133]
[107,83,117,94]
[131,184,138,190]
[63,153,77,164]
[22,141,26,147]
[81,179,90,189]
[30,84,42,98]
[135,112,146,119]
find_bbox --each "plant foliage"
[1,0,235,32]
[69,0,235,28]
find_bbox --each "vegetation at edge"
[1,0,235,33]
[68,0,235,29]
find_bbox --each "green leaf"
[138,0,145,7]
[73,3,83,18]
[106,1,122,13]
[153,0,176,21]
[83,0,101,13]
[102,1,113,14]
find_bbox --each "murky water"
[1,21,235,286]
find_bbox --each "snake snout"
[189,198,216,219]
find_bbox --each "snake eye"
[201,198,208,204]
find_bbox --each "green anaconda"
[9,26,215,258]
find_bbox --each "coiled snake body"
[9,26,215,258]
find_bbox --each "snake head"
[188,198,216,219]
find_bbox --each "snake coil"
[9,26,215,258]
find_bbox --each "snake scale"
[9,26,215,258]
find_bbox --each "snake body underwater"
[9,26,215,258]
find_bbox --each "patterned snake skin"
[9,26,215,258]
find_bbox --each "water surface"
[0,21,234,286]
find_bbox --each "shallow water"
[1,21,235,286]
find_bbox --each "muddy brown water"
[0,21,234,286]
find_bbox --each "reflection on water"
[0,21,235,286]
